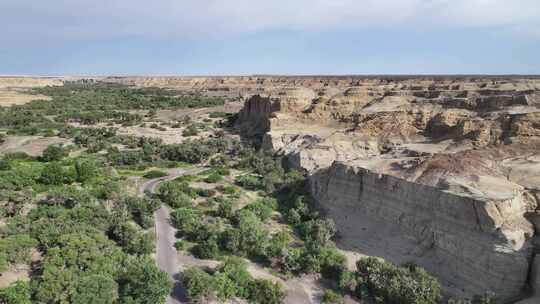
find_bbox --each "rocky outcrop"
[311,163,534,301]
[230,76,540,302]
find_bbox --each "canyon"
[104,75,540,302]
[120,75,540,302]
[5,75,540,302]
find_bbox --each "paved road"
[139,167,204,304]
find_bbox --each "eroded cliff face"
[232,76,540,302]
[311,163,534,301]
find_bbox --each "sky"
[1,0,539,75]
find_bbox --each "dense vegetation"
[0,81,225,135]
[0,82,228,303]
[0,81,455,304]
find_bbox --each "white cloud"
[1,0,539,41]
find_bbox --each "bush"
[183,267,215,302]
[235,174,263,190]
[322,290,343,304]
[266,231,291,259]
[218,185,237,195]
[74,159,98,183]
[195,188,216,198]
[353,258,441,304]
[118,256,172,304]
[216,198,234,219]
[247,279,285,304]
[171,208,203,239]
[41,145,67,162]
[204,173,223,183]
[0,281,32,304]
[0,159,11,171]
[191,239,221,259]
[3,152,31,161]
[143,170,168,179]
[243,200,273,222]
[0,234,38,265]
[472,292,497,304]
[174,240,186,250]
[215,257,252,299]
[182,125,199,137]
[73,275,118,304]
[39,162,66,185]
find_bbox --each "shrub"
[118,256,172,304]
[73,275,118,304]
[41,145,67,162]
[143,170,168,179]
[338,271,357,292]
[174,240,186,250]
[39,162,66,185]
[162,190,193,208]
[74,159,98,183]
[209,112,227,118]
[353,258,441,304]
[0,281,32,304]
[215,257,252,299]
[0,159,11,171]
[322,290,343,304]
[320,247,347,280]
[191,239,221,259]
[0,234,37,266]
[218,185,237,195]
[235,174,263,190]
[171,208,202,239]
[183,267,215,302]
[216,198,234,219]
[3,152,31,161]
[247,279,285,304]
[243,200,273,222]
[182,125,199,137]
[204,173,223,183]
[195,188,216,197]
[472,292,497,304]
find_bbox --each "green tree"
[248,279,285,304]
[74,159,98,183]
[0,281,32,304]
[41,145,67,162]
[118,256,172,304]
[353,258,441,304]
[72,275,118,304]
[183,267,214,303]
[40,162,65,185]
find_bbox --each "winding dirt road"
[139,167,203,304]
[139,167,315,304]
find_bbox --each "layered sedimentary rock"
[232,76,540,302]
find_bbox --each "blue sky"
[1,0,539,75]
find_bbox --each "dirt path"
[139,167,204,304]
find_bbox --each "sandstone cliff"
[232,76,540,302]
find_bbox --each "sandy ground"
[0,89,50,106]
[0,265,30,288]
[0,136,71,156]
[0,249,41,288]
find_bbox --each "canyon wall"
[231,76,540,302]
[311,163,534,301]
